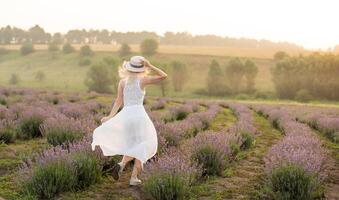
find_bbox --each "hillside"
[1,44,311,59]
[0,50,276,97]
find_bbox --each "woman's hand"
[143,59,151,68]
[100,116,110,123]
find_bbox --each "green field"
[0,49,276,97]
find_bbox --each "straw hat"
[123,56,146,72]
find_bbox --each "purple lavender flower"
[142,147,202,185]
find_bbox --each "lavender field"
[0,87,338,200]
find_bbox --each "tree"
[48,42,59,52]
[52,33,63,44]
[20,43,35,55]
[274,51,289,61]
[206,60,225,95]
[35,71,46,81]
[243,59,258,93]
[9,73,19,85]
[0,25,12,44]
[97,30,111,44]
[62,43,75,54]
[119,43,131,57]
[80,45,94,56]
[171,60,188,92]
[225,58,245,94]
[140,39,158,56]
[28,25,50,43]
[84,62,117,93]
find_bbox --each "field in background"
[0,50,276,97]
[1,44,311,59]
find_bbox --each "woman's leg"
[120,155,134,165]
[131,158,142,179]
[113,155,135,180]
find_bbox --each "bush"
[41,114,89,146]
[295,89,313,102]
[140,39,158,56]
[62,43,75,54]
[168,107,190,121]
[79,45,93,56]
[78,58,91,66]
[48,42,59,52]
[118,43,131,57]
[171,61,188,92]
[45,128,83,146]
[0,48,9,55]
[9,73,19,85]
[230,142,240,157]
[268,164,321,200]
[274,51,289,61]
[191,145,224,176]
[23,160,76,199]
[163,133,180,147]
[240,132,254,150]
[323,130,339,144]
[73,153,101,190]
[272,54,339,100]
[18,116,44,139]
[0,127,16,143]
[144,173,187,200]
[225,58,245,94]
[84,63,116,93]
[0,96,7,106]
[332,132,339,143]
[102,56,117,67]
[206,60,225,96]
[20,43,35,55]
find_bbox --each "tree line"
[84,55,259,97]
[272,52,339,101]
[204,58,258,96]
[0,25,302,51]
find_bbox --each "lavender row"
[141,103,259,199]
[289,106,339,143]
[153,103,220,150]
[252,105,328,180]
[223,102,258,135]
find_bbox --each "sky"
[0,0,338,50]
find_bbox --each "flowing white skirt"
[91,105,158,165]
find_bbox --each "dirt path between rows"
[194,112,282,200]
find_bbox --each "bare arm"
[101,79,124,123]
[140,60,168,89]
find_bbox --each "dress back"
[123,77,145,107]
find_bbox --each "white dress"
[91,76,158,165]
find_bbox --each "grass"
[0,138,51,199]
[209,108,237,132]
[1,44,312,59]
[0,50,276,96]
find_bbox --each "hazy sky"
[1,0,338,50]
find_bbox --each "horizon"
[1,0,339,50]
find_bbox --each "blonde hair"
[118,63,150,79]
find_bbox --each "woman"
[91,55,167,186]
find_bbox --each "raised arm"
[100,79,125,123]
[140,59,168,88]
